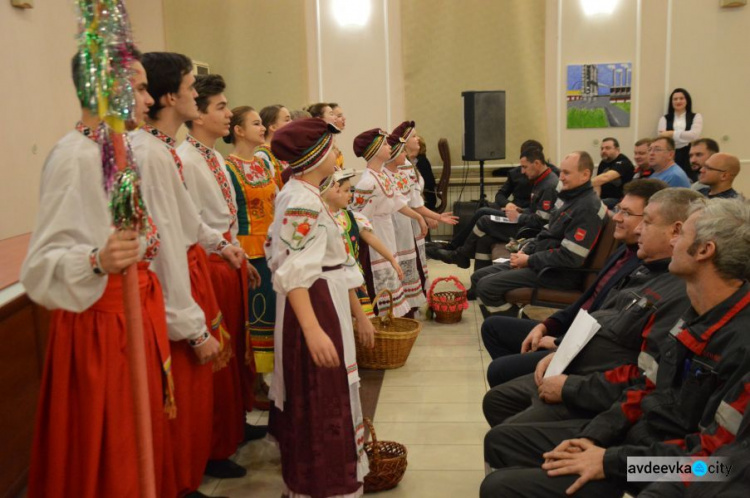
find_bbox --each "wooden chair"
[504,214,619,316]
[434,138,452,214]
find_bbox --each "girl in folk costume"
[350,129,419,317]
[320,169,405,319]
[177,74,266,479]
[22,56,176,498]
[265,119,376,497]
[330,103,348,169]
[389,121,458,298]
[258,104,292,188]
[307,102,345,169]
[134,52,246,498]
[224,105,278,409]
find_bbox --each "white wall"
[0,0,165,240]
[545,0,750,195]
[305,0,405,168]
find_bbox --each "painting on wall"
[566,62,631,128]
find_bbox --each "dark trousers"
[480,420,633,498]
[457,215,519,271]
[481,316,553,387]
[471,263,581,309]
[450,207,503,248]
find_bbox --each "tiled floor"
[199,261,553,497]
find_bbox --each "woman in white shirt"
[658,87,703,181]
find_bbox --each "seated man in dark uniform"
[469,151,607,317]
[434,147,558,271]
[480,198,750,498]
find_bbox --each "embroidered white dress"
[265,178,369,496]
[383,165,427,309]
[350,167,411,316]
[399,159,430,292]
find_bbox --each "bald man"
[697,153,742,199]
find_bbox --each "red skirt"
[168,245,230,495]
[269,278,361,498]
[27,265,176,498]
[207,250,249,459]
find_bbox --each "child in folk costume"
[135,52,246,498]
[350,129,425,317]
[388,121,458,300]
[177,74,266,479]
[265,119,376,497]
[22,55,176,498]
[258,104,292,188]
[224,105,278,410]
[320,169,405,319]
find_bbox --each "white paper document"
[490,215,518,224]
[544,309,601,378]
[493,257,510,264]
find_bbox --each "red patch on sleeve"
[543,200,551,210]
[575,228,586,241]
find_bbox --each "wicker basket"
[355,289,422,370]
[363,417,408,493]
[427,276,469,324]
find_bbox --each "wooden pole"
[112,131,157,498]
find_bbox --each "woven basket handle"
[364,417,380,462]
[373,288,395,325]
[428,276,467,302]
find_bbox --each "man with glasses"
[648,137,691,187]
[697,152,741,199]
[482,187,701,428]
[479,180,666,391]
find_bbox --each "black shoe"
[466,288,477,301]
[425,243,443,260]
[244,423,268,442]
[435,249,471,269]
[204,459,247,479]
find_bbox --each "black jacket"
[597,153,635,200]
[543,245,641,337]
[576,283,750,483]
[563,258,689,376]
[525,182,607,271]
[494,166,531,209]
[516,168,559,231]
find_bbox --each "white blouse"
[177,139,238,241]
[132,128,225,342]
[657,112,703,150]
[21,131,112,311]
[266,178,362,295]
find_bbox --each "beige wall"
[0,0,165,240]
[163,0,309,156]
[545,0,750,195]
[305,0,405,167]
[402,0,547,167]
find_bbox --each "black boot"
[435,249,471,269]
[244,423,268,442]
[204,459,247,479]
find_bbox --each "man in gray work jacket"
[470,150,606,316]
[480,197,750,498]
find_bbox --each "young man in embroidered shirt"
[177,73,266,480]
[133,52,244,498]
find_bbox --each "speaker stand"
[478,160,488,207]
